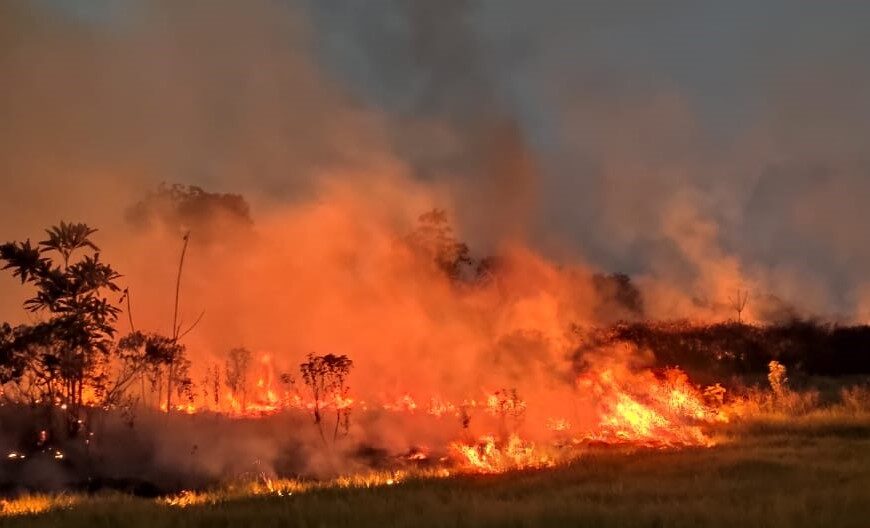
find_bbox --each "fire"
[383,394,419,412]
[444,366,725,472]
[450,434,553,474]
[160,490,213,509]
[145,346,726,475]
[0,495,78,517]
[578,367,725,447]
[546,418,571,432]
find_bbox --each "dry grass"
[2,419,869,528]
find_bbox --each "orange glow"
[13,175,736,476]
[450,434,553,473]
[162,343,725,474]
[577,367,725,448]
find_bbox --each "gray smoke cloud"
[304,0,870,319]
[3,0,870,318]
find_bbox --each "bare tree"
[166,232,188,413]
[729,288,750,323]
[161,231,204,413]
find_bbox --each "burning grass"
[2,417,869,528]
[0,495,78,517]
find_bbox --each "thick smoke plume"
[2,0,870,487]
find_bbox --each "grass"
[2,420,870,528]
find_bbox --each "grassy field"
[2,419,869,528]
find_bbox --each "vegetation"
[299,353,353,444]
[406,209,474,281]
[114,330,191,411]
[224,347,252,412]
[592,272,645,321]
[2,420,869,528]
[0,222,121,436]
[603,320,870,384]
[125,183,253,244]
[0,222,194,451]
[2,214,870,527]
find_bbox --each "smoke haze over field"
[2,0,870,347]
[3,0,870,487]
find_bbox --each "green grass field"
[2,419,869,528]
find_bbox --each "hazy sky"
[4,1,870,319]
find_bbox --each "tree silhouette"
[729,288,750,323]
[592,272,645,321]
[406,209,473,280]
[225,347,252,411]
[111,330,190,411]
[165,231,191,413]
[126,183,253,244]
[299,353,353,444]
[0,222,120,435]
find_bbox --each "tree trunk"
[165,362,174,413]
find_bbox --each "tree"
[0,222,121,435]
[474,256,505,285]
[112,331,190,411]
[164,231,191,413]
[119,231,199,414]
[406,209,473,280]
[488,388,526,440]
[225,347,252,411]
[208,362,221,408]
[0,323,28,387]
[729,288,750,323]
[299,353,353,444]
[126,183,253,244]
[592,273,644,321]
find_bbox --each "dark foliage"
[603,320,870,385]
[0,223,121,432]
[114,331,191,409]
[300,353,353,443]
[225,347,252,410]
[592,273,644,322]
[405,209,474,281]
[126,183,253,243]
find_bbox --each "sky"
[2,0,870,321]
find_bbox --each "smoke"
[5,0,870,321]
[2,0,870,487]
